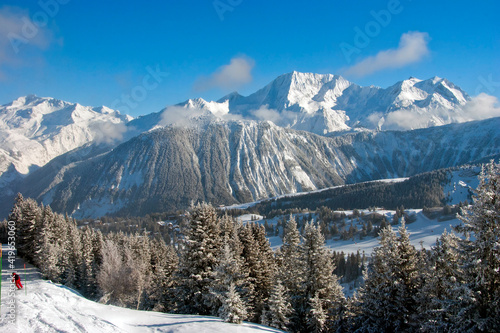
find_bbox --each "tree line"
[5,161,500,332]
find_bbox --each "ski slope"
[0,246,282,333]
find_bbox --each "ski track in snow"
[0,246,283,333]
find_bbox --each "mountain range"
[1,72,498,218]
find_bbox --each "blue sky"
[0,0,498,117]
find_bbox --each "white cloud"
[90,121,128,144]
[0,6,56,78]
[383,110,431,130]
[344,31,430,77]
[459,93,500,121]
[194,55,255,91]
[250,105,296,126]
[159,105,205,127]
[251,105,282,123]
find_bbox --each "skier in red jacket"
[12,272,23,290]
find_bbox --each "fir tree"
[62,217,82,287]
[97,238,139,307]
[307,292,327,333]
[149,237,178,312]
[454,161,500,332]
[79,227,97,298]
[356,219,421,332]
[209,243,249,318]
[175,203,222,315]
[219,283,248,324]
[260,279,292,331]
[302,222,346,332]
[11,196,42,263]
[418,229,463,332]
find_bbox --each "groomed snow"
[0,246,283,333]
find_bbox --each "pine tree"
[307,292,327,333]
[356,220,421,332]
[238,223,276,322]
[62,217,82,287]
[149,237,178,312]
[11,196,42,263]
[218,283,248,324]
[302,222,346,332]
[260,279,292,331]
[34,206,60,280]
[79,227,97,298]
[418,229,463,332]
[97,238,139,307]
[175,203,222,315]
[251,223,277,322]
[280,215,304,297]
[209,243,249,318]
[454,161,500,332]
[129,232,153,310]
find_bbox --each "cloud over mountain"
[194,55,255,91]
[344,31,430,77]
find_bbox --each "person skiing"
[12,272,23,290]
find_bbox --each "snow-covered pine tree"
[238,222,258,319]
[10,195,42,263]
[260,279,292,331]
[454,160,500,332]
[34,205,63,281]
[302,222,346,333]
[355,224,398,332]
[218,283,248,324]
[280,215,304,300]
[128,232,153,310]
[97,238,139,307]
[78,227,97,298]
[149,237,178,312]
[417,229,463,332]
[175,203,222,315]
[355,219,421,332]
[61,217,82,288]
[307,292,327,333]
[251,223,277,322]
[209,243,249,318]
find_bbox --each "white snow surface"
[0,246,283,333]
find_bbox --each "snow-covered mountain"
[128,72,472,136]
[9,117,499,218]
[0,72,497,218]
[0,95,131,194]
[211,71,471,134]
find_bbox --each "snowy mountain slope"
[0,247,282,333]
[0,96,131,195]
[9,117,499,219]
